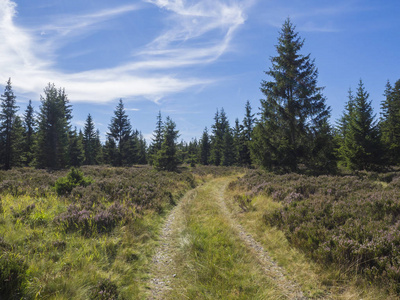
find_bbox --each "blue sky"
[1,0,399,143]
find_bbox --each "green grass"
[0,165,218,299]
[166,178,285,299]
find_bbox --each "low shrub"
[55,168,93,196]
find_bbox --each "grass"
[166,177,286,299]
[1,165,230,299]
[225,185,398,299]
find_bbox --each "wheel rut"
[148,178,306,299]
[215,179,306,300]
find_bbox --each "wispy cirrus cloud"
[0,0,251,104]
[258,0,367,32]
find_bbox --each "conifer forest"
[2,19,400,299]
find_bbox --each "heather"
[229,169,400,293]
[0,165,222,299]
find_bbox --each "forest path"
[147,177,305,299]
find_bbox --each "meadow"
[0,165,235,299]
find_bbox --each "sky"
[0,0,399,143]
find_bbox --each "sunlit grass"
[167,178,285,299]
[0,166,222,299]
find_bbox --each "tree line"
[1,19,400,173]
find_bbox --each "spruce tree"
[11,115,25,167]
[35,83,71,169]
[340,80,380,170]
[251,19,333,172]
[137,132,147,164]
[107,99,133,166]
[69,128,84,167]
[210,108,229,166]
[221,129,235,166]
[233,118,242,165]
[104,136,117,165]
[23,100,36,166]
[0,78,18,170]
[241,100,254,166]
[154,117,179,171]
[83,114,97,165]
[94,129,103,164]
[187,139,198,167]
[149,111,163,165]
[380,80,400,165]
[200,127,210,165]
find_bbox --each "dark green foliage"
[0,78,18,170]
[35,83,72,169]
[136,131,147,164]
[0,251,28,299]
[149,111,163,165]
[154,117,179,171]
[338,80,381,170]
[107,99,133,166]
[221,130,235,166]
[240,101,254,166]
[210,108,230,166]
[91,278,120,300]
[54,167,93,196]
[186,139,199,167]
[69,128,84,167]
[200,127,210,165]
[380,80,400,165]
[23,100,36,166]
[84,114,101,165]
[251,19,334,173]
[10,116,25,167]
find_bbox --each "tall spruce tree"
[149,111,163,165]
[23,100,36,166]
[69,128,84,167]
[233,118,242,165]
[221,129,235,166]
[94,129,103,164]
[83,114,97,165]
[210,108,229,166]
[11,115,25,167]
[137,132,147,164]
[251,19,333,172]
[240,100,254,166]
[0,78,18,170]
[107,99,133,166]
[35,83,71,169]
[200,127,210,165]
[340,80,380,170]
[154,117,179,171]
[380,80,400,165]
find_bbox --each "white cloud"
[258,0,364,32]
[0,0,249,103]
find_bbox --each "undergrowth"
[228,169,400,297]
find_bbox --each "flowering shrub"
[230,169,400,293]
